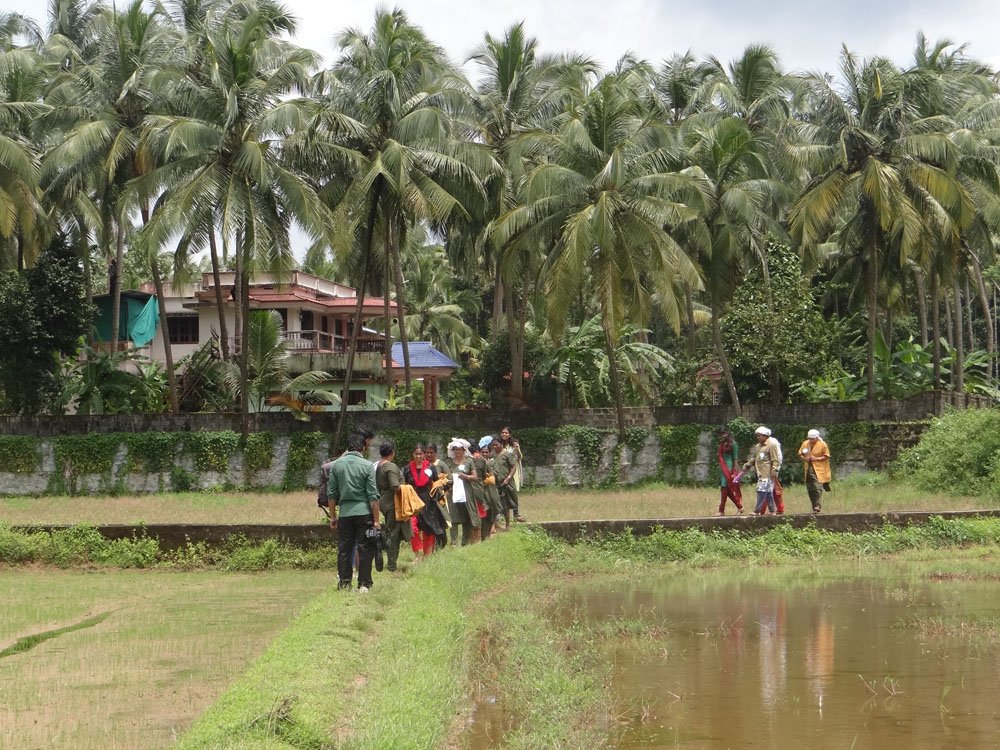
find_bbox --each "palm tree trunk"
[208,231,230,361]
[492,260,504,329]
[334,248,373,452]
[390,222,412,393]
[80,221,93,347]
[110,217,125,350]
[931,273,942,407]
[953,276,965,395]
[514,284,530,402]
[913,267,929,346]
[239,258,251,439]
[603,323,627,443]
[970,256,994,380]
[684,282,697,355]
[866,239,878,401]
[944,293,954,347]
[505,282,524,401]
[711,299,740,410]
[150,258,179,413]
[382,223,394,396]
[964,274,975,350]
[233,231,242,361]
[334,190,380,450]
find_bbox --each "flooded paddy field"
[468,561,1000,749]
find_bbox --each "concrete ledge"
[539,509,1000,542]
[8,523,335,551]
[10,510,1000,549]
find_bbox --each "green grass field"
[0,570,330,750]
[0,475,991,527]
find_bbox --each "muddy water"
[466,568,1000,749]
[570,570,1000,749]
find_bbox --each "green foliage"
[0,523,335,570]
[725,417,756,451]
[0,524,158,568]
[0,237,89,415]
[557,425,603,482]
[170,466,197,492]
[792,334,998,402]
[722,241,842,403]
[514,427,560,466]
[894,409,1000,496]
[439,369,490,409]
[378,429,426,460]
[657,424,707,474]
[188,430,240,473]
[534,317,673,408]
[59,348,168,416]
[476,327,551,404]
[243,432,275,475]
[624,427,649,457]
[53,433,121,482]
[580,517,1000,563]
[125,432,181,473]
[282,432,329,491]
[0,436,40,473]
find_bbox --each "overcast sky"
[6,0,1000,76]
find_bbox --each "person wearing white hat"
[446,438,481,545]
[743,426,781,514]
[798,429,831,513]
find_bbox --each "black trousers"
[337,514,375,588]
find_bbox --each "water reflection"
[560,571,1000,749]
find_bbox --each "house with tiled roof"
[142,271,398,406]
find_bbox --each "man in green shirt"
[329,433,380,591]
[375,441,406,572]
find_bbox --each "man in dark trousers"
[328,432,380,592]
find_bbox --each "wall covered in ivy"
[0,420,927,496]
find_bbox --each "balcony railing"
[233,330,384,354]
[283,330,384,354]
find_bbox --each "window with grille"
[167,315,200,344]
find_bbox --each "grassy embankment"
[173,517,1000,750]
[0,474,990,526]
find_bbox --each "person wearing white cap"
[446,438,481,545]
[798,429,831,513]
[743,426,781,514]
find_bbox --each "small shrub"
[170,466,197,492]
[893,409,1000,495]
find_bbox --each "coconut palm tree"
[135,0,332,435]
[469,21,594,402]
[0,15,46,271]
[42,1,179,408]
[495,67,702,438]
[400,239,480,360]
[789,47,974,400]
[674,115,792,408]
[318,7,495,395]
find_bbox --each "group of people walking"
[321,427,525,592]
[717,426,831,516]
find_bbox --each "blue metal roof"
[391,342,459,369]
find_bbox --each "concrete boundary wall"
[0,391,987,437]
[13,509,1000,550]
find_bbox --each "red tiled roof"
[247,291,397,311]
